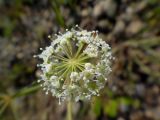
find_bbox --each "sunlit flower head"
[35,25,113,104]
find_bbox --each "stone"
[113,20,125,34]
[93,0,117,18]
[126,19,144,35]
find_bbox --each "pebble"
[135,84,145,97]
[93,0,117,18]
[126,19,144,35]
[113,20,125,34]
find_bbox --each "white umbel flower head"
[35,26,113,104]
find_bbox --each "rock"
[93,0,117,18]
[135,1,147,13]
[145,107,160,120]
[135,84,145,97]
[130,111,144,120]
[117,117,125,120]
[113,20,125,34]
[81,8,92,17]
[126,19,144,35]
[119,103,129,113]
[120,7,134,22]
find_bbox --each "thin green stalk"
[66,40,73,57]
[75,43,84,58]
[61,44,72,58]
[52,54,68,61]
[67,101,72,120]
[0,103,8,117]
[12,84,40,98]
[10,102,19,120]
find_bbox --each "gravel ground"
[0,0,160,120]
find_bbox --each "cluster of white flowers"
[35,25,113,104]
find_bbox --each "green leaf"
[12,84,41,98]
[106,88,114,98]
[133,99,141,109]
[51,0,65,27]
[118,97,132,106]
[104,100,118,118]
[92,98,102,117]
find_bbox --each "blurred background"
[0,0,160,120]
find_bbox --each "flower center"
[67,59,78,66]
[65,55,85,73]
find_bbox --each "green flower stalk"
[35,25,113,105]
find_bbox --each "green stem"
[75,42,84,58]
[67,101,72,120]
[12,84,40,98]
